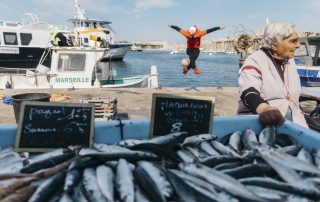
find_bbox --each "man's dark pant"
[186,48,200,69]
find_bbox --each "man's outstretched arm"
[207,24,225,34]
[168,24,181,32]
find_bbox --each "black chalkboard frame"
[15,101,95,152]
[150,93,215,137]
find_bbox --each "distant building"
[166,30,320,53]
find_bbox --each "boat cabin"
[0,47,108,89]
[0,13,52,69]
[295,36,320,86]
[0,46,158,89]
[295,36,320,66]
[50,47,108,88]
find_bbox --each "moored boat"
[0,46,158,89]
[68,0,132,61]
[295,36,320,87]
[0,13,52,69]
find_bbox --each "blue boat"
[295,36,320,87]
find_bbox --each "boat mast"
[74,0,86,20]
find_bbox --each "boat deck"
[0,87,317,124]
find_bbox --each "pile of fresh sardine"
[1,126,320,202]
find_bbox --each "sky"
[1,0,320,43]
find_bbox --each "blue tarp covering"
[3,95,12,105]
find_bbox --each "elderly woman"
[238,22,308,127]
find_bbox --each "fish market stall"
[0,115,319,149]
[0,115,320,201]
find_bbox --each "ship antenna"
[73,0,86,19]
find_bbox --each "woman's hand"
[219,24,225,30]
[256,103,284,126]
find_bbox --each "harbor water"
[100,50,240,87]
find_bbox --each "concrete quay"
[0,87,240,124]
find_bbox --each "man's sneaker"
[194,67,201,74]
[183,67,189,75]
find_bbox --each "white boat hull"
[102,44,131,61]
[101,76,148,88]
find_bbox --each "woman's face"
[274,33,300,59]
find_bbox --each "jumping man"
[169,24,225,75]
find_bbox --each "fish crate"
[81,97,117,120]
[1,115,319,149]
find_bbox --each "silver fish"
[199,141,220,156]
[81,168,107,202]
[312,149,320,169]
[241,129,259,150]
[246,185,287,200]
[276,145,302,156]
[184,146,201,158]
[257,144,320,175]
[117,139,148,147]
[116,159,134,202]
[63,169,82,193]
[169,169,239,202]
[297,148,314,165]
[134,184,150,202]
[257,148,317,190]
[93,144,132,153]
[210,141,241,158]
[27,149,64,165]
[96,165,115,202]
[228,131,242,152]
[137,161,172,198]
[149,132,188,145]
[78,148,100,155]
[177,150,195,163]
[166,169,222,202]
[178,163,265,202]
[29,172,66,202]
[0,160,24,175]
[240,176,320,199]
[0,152,21,166]
[258,126,276,146]
[71,185,88,202]
[182,134,215,147]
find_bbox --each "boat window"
[20,33,32,45]
[308,45,317,57]
[314,45,320,66]
[294,42,308,57]
[82,38,89,46]
[3,32,18,45]
[57,54,86,72]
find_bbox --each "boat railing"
[0,72,57,77]
[22,13,39,25]
[0,71,57,89]
[0,67,36,74]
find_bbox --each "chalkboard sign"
[150,93,215,136]
[15,101,95,152]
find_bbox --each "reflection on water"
[97,51,240,87]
